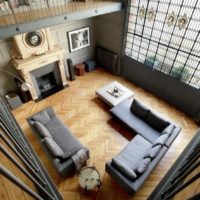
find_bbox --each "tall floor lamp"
[0,69,32,92]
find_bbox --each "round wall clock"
[26,31,42,47]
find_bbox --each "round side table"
[75,63,85,76]
[78,166,102,191]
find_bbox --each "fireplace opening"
[36,72,63,99]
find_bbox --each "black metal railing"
[0,0,119,27]
[0,0,123,38]
[148,129,200,200]
[0,96,63,200]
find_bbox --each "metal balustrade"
[148,129,200,200]
[0,96,63,200]
[0,0,118,26]
[0,0,123,38]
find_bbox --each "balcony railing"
[0,0,123,38]
[0,95,63,200]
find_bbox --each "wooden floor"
[12,68,198,200]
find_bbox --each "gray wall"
[51,18,97,77]
[95,11,125,70]
[0,39,18,95]
[0,18,97,95]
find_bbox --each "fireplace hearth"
[36,72,63,99]
[29,60,64,101]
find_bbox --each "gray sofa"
[27,107,89,177]
[110,99,181,147]
[106,99,181,194]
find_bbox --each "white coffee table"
[96,81,134,107]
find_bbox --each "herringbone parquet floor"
[12,68,198,200]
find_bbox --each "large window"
[125,0,200,89]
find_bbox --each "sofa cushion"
[144,144,162,159]
[152,134,169,147]
[113,135,152,172]
[112,157,137,180]
[130,99,149,119]
[135,158,151,174]
[45,116,83,155]
[34,121,52,138]
[32,111,51,124]
[146,111,169,132]
[44,137,64,157]
[162,124,175,135]
[58,147,86,161]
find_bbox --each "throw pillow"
[29,119,35,125]
[152,134,169,147]
[44,137,64,157]
[162,124,175,135]
[135,158,151,174]
[130,99,149,119]
[146,111,170,132]
[144,144,162,159]
[58,148,79,161]
[34,121,52,138]
[32,111,51,124]
[112,158,137,180]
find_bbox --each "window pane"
[125,0,200,88]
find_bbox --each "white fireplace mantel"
[12,46,67,100]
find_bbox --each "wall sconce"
[147,7,155,22]
[178,14,188,30]
[167,12,176,27]
[139,6,145,19]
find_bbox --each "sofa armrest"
[45,107,56,119]
[53,158,75,177]
[165,126,181,147]
[27,106,56,123]
[53,147,90,177]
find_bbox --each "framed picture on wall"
[67,27,90,52]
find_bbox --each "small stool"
[84,60,96,72]
[5,93,22,110]
[75,63,85,76]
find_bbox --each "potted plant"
[144,56,160,69]
[171,66,190,82]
